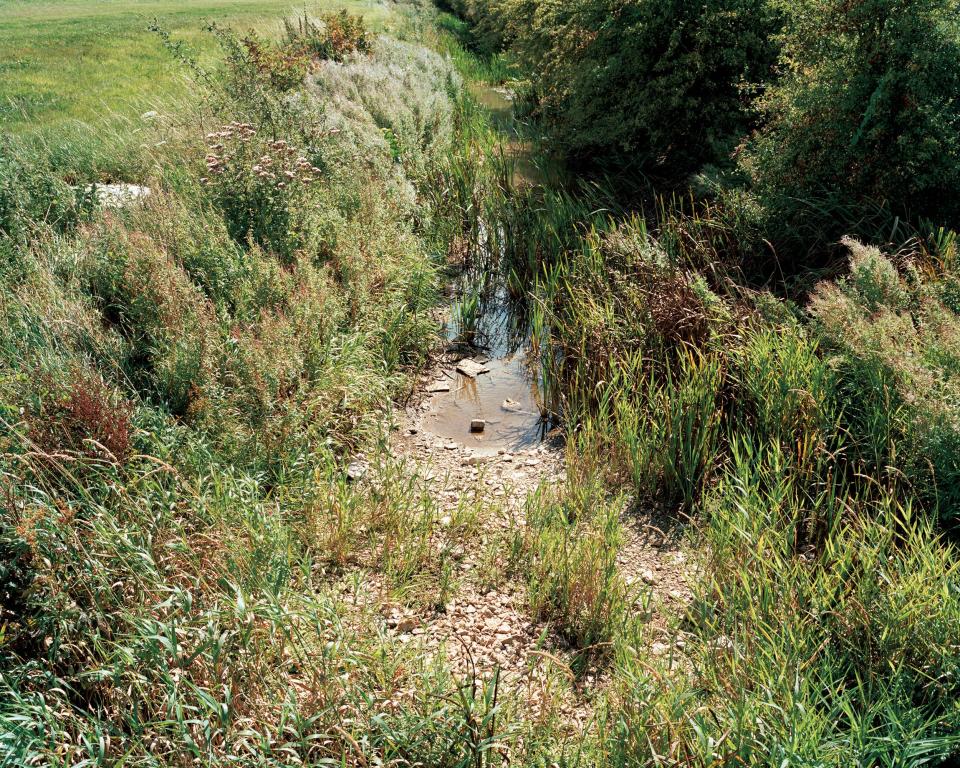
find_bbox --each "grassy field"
[0,0,395,175]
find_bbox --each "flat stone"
[470,419,486,433]
[426,381,451,393]
[84,183,151,208]
[347,461,368,481]
[456,359,490,378]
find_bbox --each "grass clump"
[601,447,960,765]
[515,477,631,654]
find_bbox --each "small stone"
[501,398,522,411]
[426,381,451,393]
[456,359,490,378]
[444,442,458,451]
[347,461,368,481]
[439,515,453,527]
[470,419,486,433]
[395,617,418,633]
[651,642,671,656]
[641,569,657,586]
[714,635,735,652]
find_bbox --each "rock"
[456,359,490,378]
[470,419,486,433]
[641,569,657,586]
[439,515,453,527]
[444,442,458,451]
[464,456,488,466]
[426,381,451,393]
[651,642,671,656]
[395,617,418,633]
[84,183,151,208]
[347,461,368,481]
[501,398,522,411]
[714,635,735,652]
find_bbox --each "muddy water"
[423,283,549,454]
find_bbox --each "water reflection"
[424,282,550,455]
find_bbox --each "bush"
[284,9,373,62]
[746,0,960,251]
[202,123,328,263]
[809,237,960,522]
[466,0,780,177]
[27,368,133,465]
[239,33,310,91]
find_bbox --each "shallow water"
[467,82,543,187]
[422,287,549,454]
[422,83,551,455]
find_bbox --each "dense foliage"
[4,0,960,764]
[747,0,960,249]
[0,12,506,763]
[471,0,780,177]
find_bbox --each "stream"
[420,83,551,456]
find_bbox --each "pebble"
[347,461,368,481]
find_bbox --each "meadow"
[0,0,394,175]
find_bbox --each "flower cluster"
[201,122,256,182]
[250,140,322,189]
[199,124,324,262]
[201,126,321,189]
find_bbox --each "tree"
[747,0,960,247]
[506,0,780,178]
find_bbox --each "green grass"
[0,0,395,176]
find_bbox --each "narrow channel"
[420,82,551,456]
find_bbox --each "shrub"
[746,0,960,252]
[202,123,327,263]
[240,33,309,91]
[27,368,134,465]
[284,10,373,62]
[809,238,960,521]
[473,0,780,176]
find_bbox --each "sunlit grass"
[0,0,396,176]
